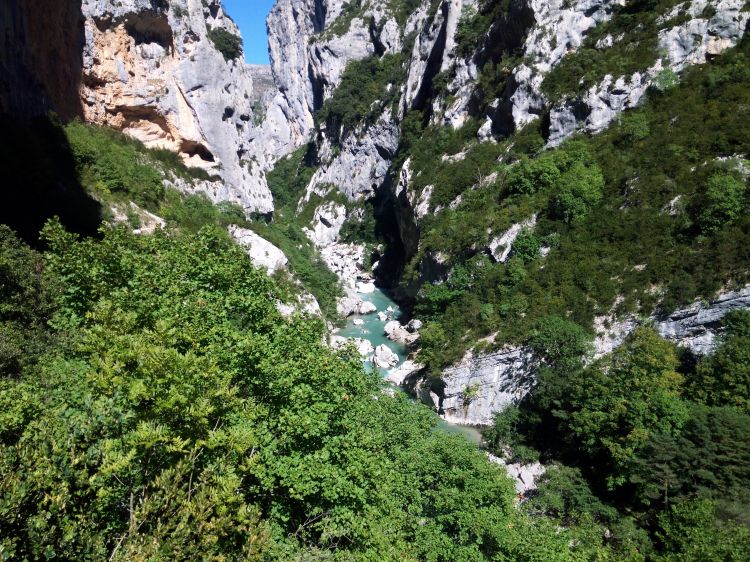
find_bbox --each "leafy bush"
[0,222,582,560]
[689,310,750,409]
[65,121,165,209]
[207,27,243,61]
[506,156,561,195]
[656,499,750,561]
[0,227,59,377]
[511,229,541,262]
[410,41,750,371]
[551,161,605,224]
[265,145,316,212]
[697,171,748,232]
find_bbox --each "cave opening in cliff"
[124,12,174,53]
[180,140,216,163]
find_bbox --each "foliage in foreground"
[485,316,750,560]
[0,224,588,560]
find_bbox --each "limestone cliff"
[403,284,750,426]
[78,0,273,212]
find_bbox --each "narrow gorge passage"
[338,286,483,444]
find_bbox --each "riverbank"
[336,287,483,445]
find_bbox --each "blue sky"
[223,0,276,65]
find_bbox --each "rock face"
[229,225,288,275]
[487,454,545,497]
[79,0,274,213]
[0,0,86,120]
[403,347,538,426]
[409,284,750,428]
[488,215,538,263]
[594,285,750,358]
[655,285,750,355]
[547,0,750,145]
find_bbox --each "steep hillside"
[1,0,750,559]
[257,0,750,420]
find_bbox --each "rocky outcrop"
[110,201,166,235]
[487,454,545,497]
[304,202,347,247]
[384,320,420,345]
[488,215,537,263]
[594,285,750,357]
[403,346,538,426]
[548,0,750,145]
[330,335,375,357]
[79,0,273,213]
[386,359,424,386]
[655,285,750,355]
[402,284,750,427]
[247,64,276,114]
[337,295,377,317]
[229,224,322,317]
[229,225,288,274]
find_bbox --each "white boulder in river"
[373,345,399,369]
[337,296,377,317]
[330,336,374,358]
[384,320,419,345]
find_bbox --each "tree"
[552,161,605,224]
[506,156,561,195]
[655,499,750,561]
[207,28,243,61]
[697,171,747,232]
[689,310,750,409]
[565,328,688,487]
[512,228,541,262]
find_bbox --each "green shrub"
[65,121,165,209]
[552,161,605,224]
[316,54,404,144]
[512,229,541,262]
[208,27,243,61]
[697,171,748,232]
[0,227,59,377]
[506,156,561,195]
[265,145,316,212]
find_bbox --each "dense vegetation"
[63,121,343,320]
[405,39,750,371]
[1,223,598,560]
[207,27,243,61]
[484,315,750,559]
[316,54,404,144]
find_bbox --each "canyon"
[2,0,750,430]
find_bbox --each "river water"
[338,287,483,445]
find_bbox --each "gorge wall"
[3,0,749,429]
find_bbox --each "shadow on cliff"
[0,0,103,244]
[1,0,87,119]
[0,116,103,245]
